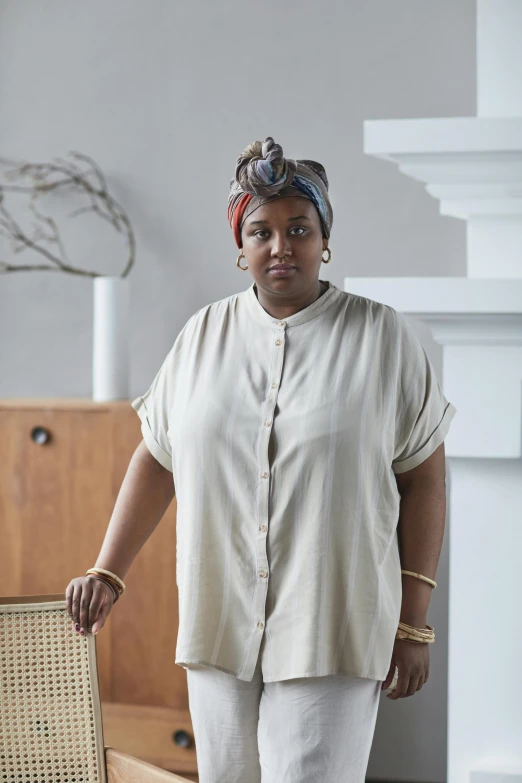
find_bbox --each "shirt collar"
[243,279,341,328]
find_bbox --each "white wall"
[0,2,475,780]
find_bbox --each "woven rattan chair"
[0,594,194,782]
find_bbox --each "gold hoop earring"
[236,252,248,271]
[322,247,331,264]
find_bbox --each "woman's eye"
[254,227,305,238]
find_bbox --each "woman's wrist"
[400,575,432,626]
[88,573,120,602]
[399,610,428,628]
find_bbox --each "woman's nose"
[270,236,292,255]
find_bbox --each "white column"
[355,2,522,781]
[477,0,522,117]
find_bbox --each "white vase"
[92,276,130,401]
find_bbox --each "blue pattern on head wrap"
[291,175,327,224]
[257,159,290,187]
[257,160,274,185]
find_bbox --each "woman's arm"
[93,438,176,578]
[66,439,175,634]
[382,442,447,699]
[395,442,447,628]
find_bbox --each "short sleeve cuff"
[392,401,457,475]
[131,396,173,473]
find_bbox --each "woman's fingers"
[87,582,105,633]
[90,587,114,635]
[78,580,94,634]
[65,583,74,619]
[65,576,116,635]
[71,582,83,628]
[387,669,427,699]
[408,673,423,697]
[381,662,396,691]
[88,579,114,634]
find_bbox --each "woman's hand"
[381,639,429,699]
[65,575,116,636]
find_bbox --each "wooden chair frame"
[0,594,194,782]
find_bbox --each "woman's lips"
[268,266,296,277]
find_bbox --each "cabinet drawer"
[101,702,198,775]
[0,401,191,773]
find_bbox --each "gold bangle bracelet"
[396,632,435,644]
[398,632,433,639]
[86,567,126,593]
[87,572,122,595]
[397,630,435,641]
[89,574,120,602]
[87,568,125,593]
[398,622,434,636]
[398,621,434,632]
[396,622,435,644]
[397,632,435,644]
[401,569,437,588]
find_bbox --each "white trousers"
[185,658,382,783]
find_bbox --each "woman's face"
[240,196,328,299]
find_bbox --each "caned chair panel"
[0,595,194,783]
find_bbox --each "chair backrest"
[0,593,107,782]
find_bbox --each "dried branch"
[0,151,136,277]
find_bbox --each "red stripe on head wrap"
[230,193,253,248]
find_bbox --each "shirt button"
[277,321,286,327]
[271,382,278,389]
[259,525,267,532]
[264,419,272,427]
[259,569,268,578]
[260,471,268,479]
[275,339,282,346]
[257,622,264,629]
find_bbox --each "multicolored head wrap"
[227,136,333,249]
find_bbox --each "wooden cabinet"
[0,399,198,780]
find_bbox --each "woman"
[66,136,456,782]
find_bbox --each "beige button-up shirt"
[131,279,456,683]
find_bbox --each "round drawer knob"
[172,728,192,748]
[31,427,51,445]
